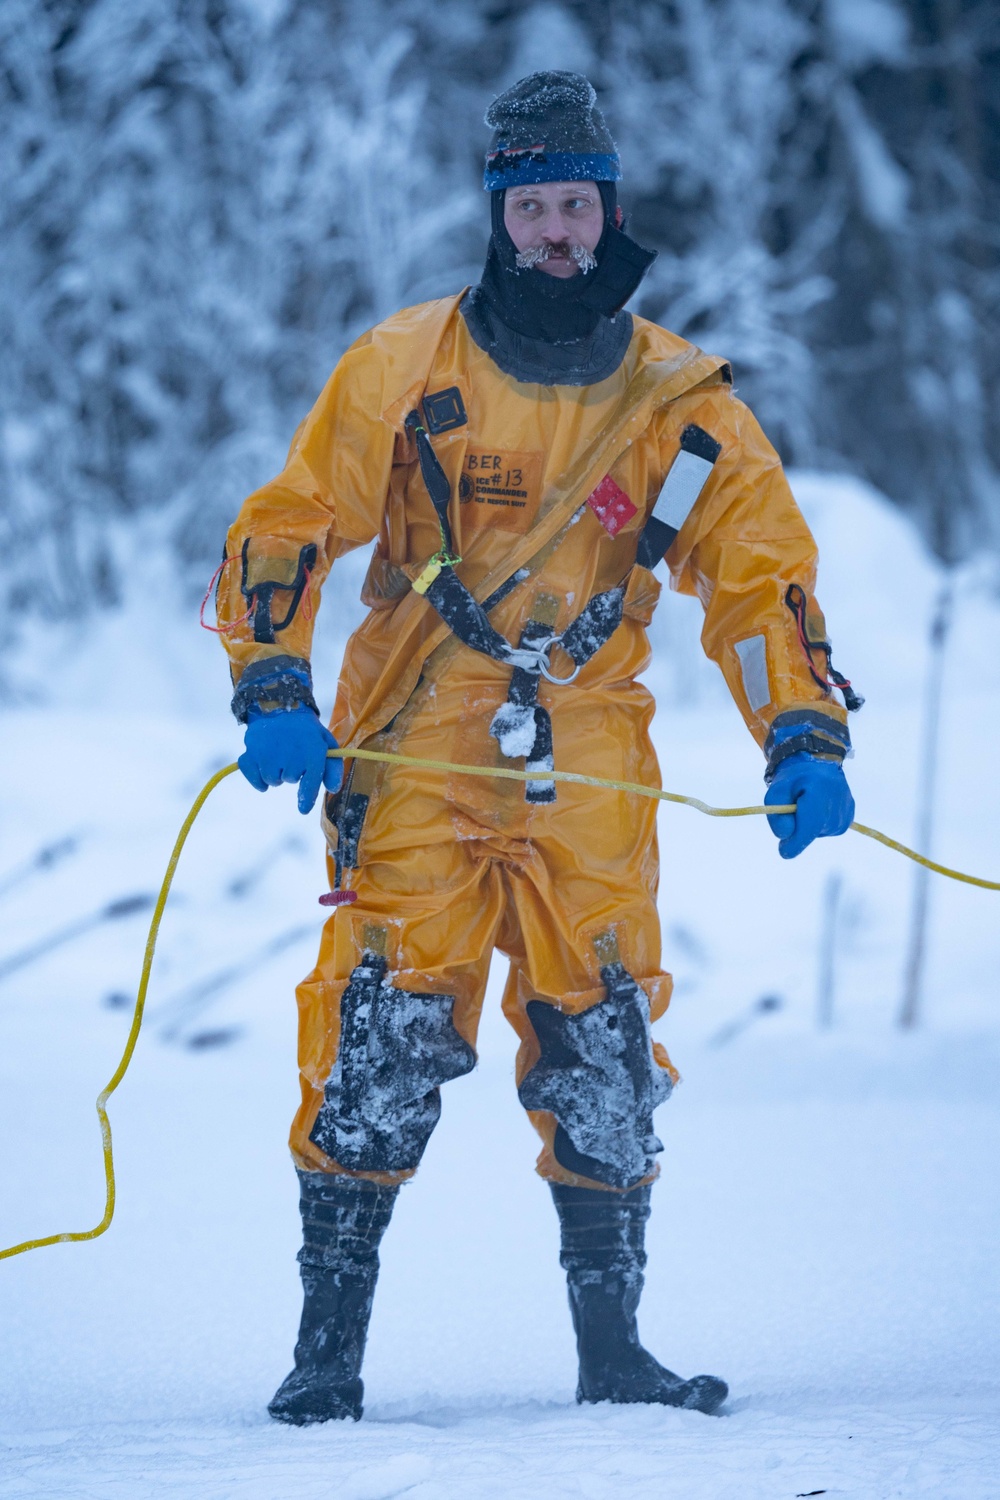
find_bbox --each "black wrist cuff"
[230,655,318,724]
[764,709,851,784]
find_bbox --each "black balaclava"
[476,71,656,346]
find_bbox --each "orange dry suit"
[217,292,849,1191]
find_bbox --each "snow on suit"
[217,291,848,1190]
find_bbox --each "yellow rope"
[332,746,782,819]
[334,748,1000,888]
[0,763,237,1263]
[2,745,996,1263]
[846,821,1000,891]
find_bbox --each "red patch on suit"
[586,474,637,537]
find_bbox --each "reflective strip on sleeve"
[649,449,716,535]
[734,635,772,712]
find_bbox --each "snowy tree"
[600,0,840,462]
[0,0,485,636]
[814,0,1000,563]
[1,0,997,658]
[591,0,999,559]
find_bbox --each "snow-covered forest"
[1,0,998,636]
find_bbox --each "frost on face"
[518,963,672,1189]
[310,953,476,1173]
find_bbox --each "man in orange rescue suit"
[217,73,859,1425]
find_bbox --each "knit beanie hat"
[484,71,621,190]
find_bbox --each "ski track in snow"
[1,474,999,1496]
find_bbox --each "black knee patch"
[309,953,476,1173]
[518,963,672,1190]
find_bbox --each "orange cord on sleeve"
[198,557,252,635]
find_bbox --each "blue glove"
[764,751,854,860]
[238,705,343,814]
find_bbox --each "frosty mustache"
[515,242,598,273]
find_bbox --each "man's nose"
[541,217,572,242]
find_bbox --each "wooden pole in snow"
[898,580,954,1030]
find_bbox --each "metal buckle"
[536,635,581,685]
[503,634,581,684]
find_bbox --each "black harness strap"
[423,565,517,665]
[404,411,635,802]
[481,567,531,615]
[490,615,558,804]
[559,584,625,665]
[406,408,625,662]
[405,410,455,557]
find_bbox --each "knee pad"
[518,963,672,1190]
[310,953,476,1173]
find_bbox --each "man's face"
[503,180,604,279]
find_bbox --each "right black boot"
[551,1181,728,1415]
[268,1170,398,1425]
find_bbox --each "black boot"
[268,1170,399,1425]
[550,1182,728,1414]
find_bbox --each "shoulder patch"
[587,474,638,537]
[422,386,467,434]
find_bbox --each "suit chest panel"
[402,333,688,568]
[409,369,625,544]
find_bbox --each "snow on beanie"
[483,71,621,190]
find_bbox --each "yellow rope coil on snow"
[1,747,997,1263]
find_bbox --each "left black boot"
[550,1182,728,1414]
[268,1170,398,1425]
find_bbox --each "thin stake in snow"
[226,834,306,898]
[0,893,155,985]
[817,871,842,1029]
[708,994,782,1048]
[152,924,317,1044]
[0,833,82,904]
[898,581,954,1030]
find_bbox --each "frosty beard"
[514,242,598,274]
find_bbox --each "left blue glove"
[238,705,343,815]
[764,751,854,860]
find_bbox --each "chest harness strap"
[491,606,562,804]
[405,410,625,802]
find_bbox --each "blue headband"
[484,147,622,191]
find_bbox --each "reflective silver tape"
[734,635,771,712]
[650,448,716,534]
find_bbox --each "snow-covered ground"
[1,474,998,1497]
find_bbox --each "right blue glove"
[764,750,854,860]
[238,705,343,814]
